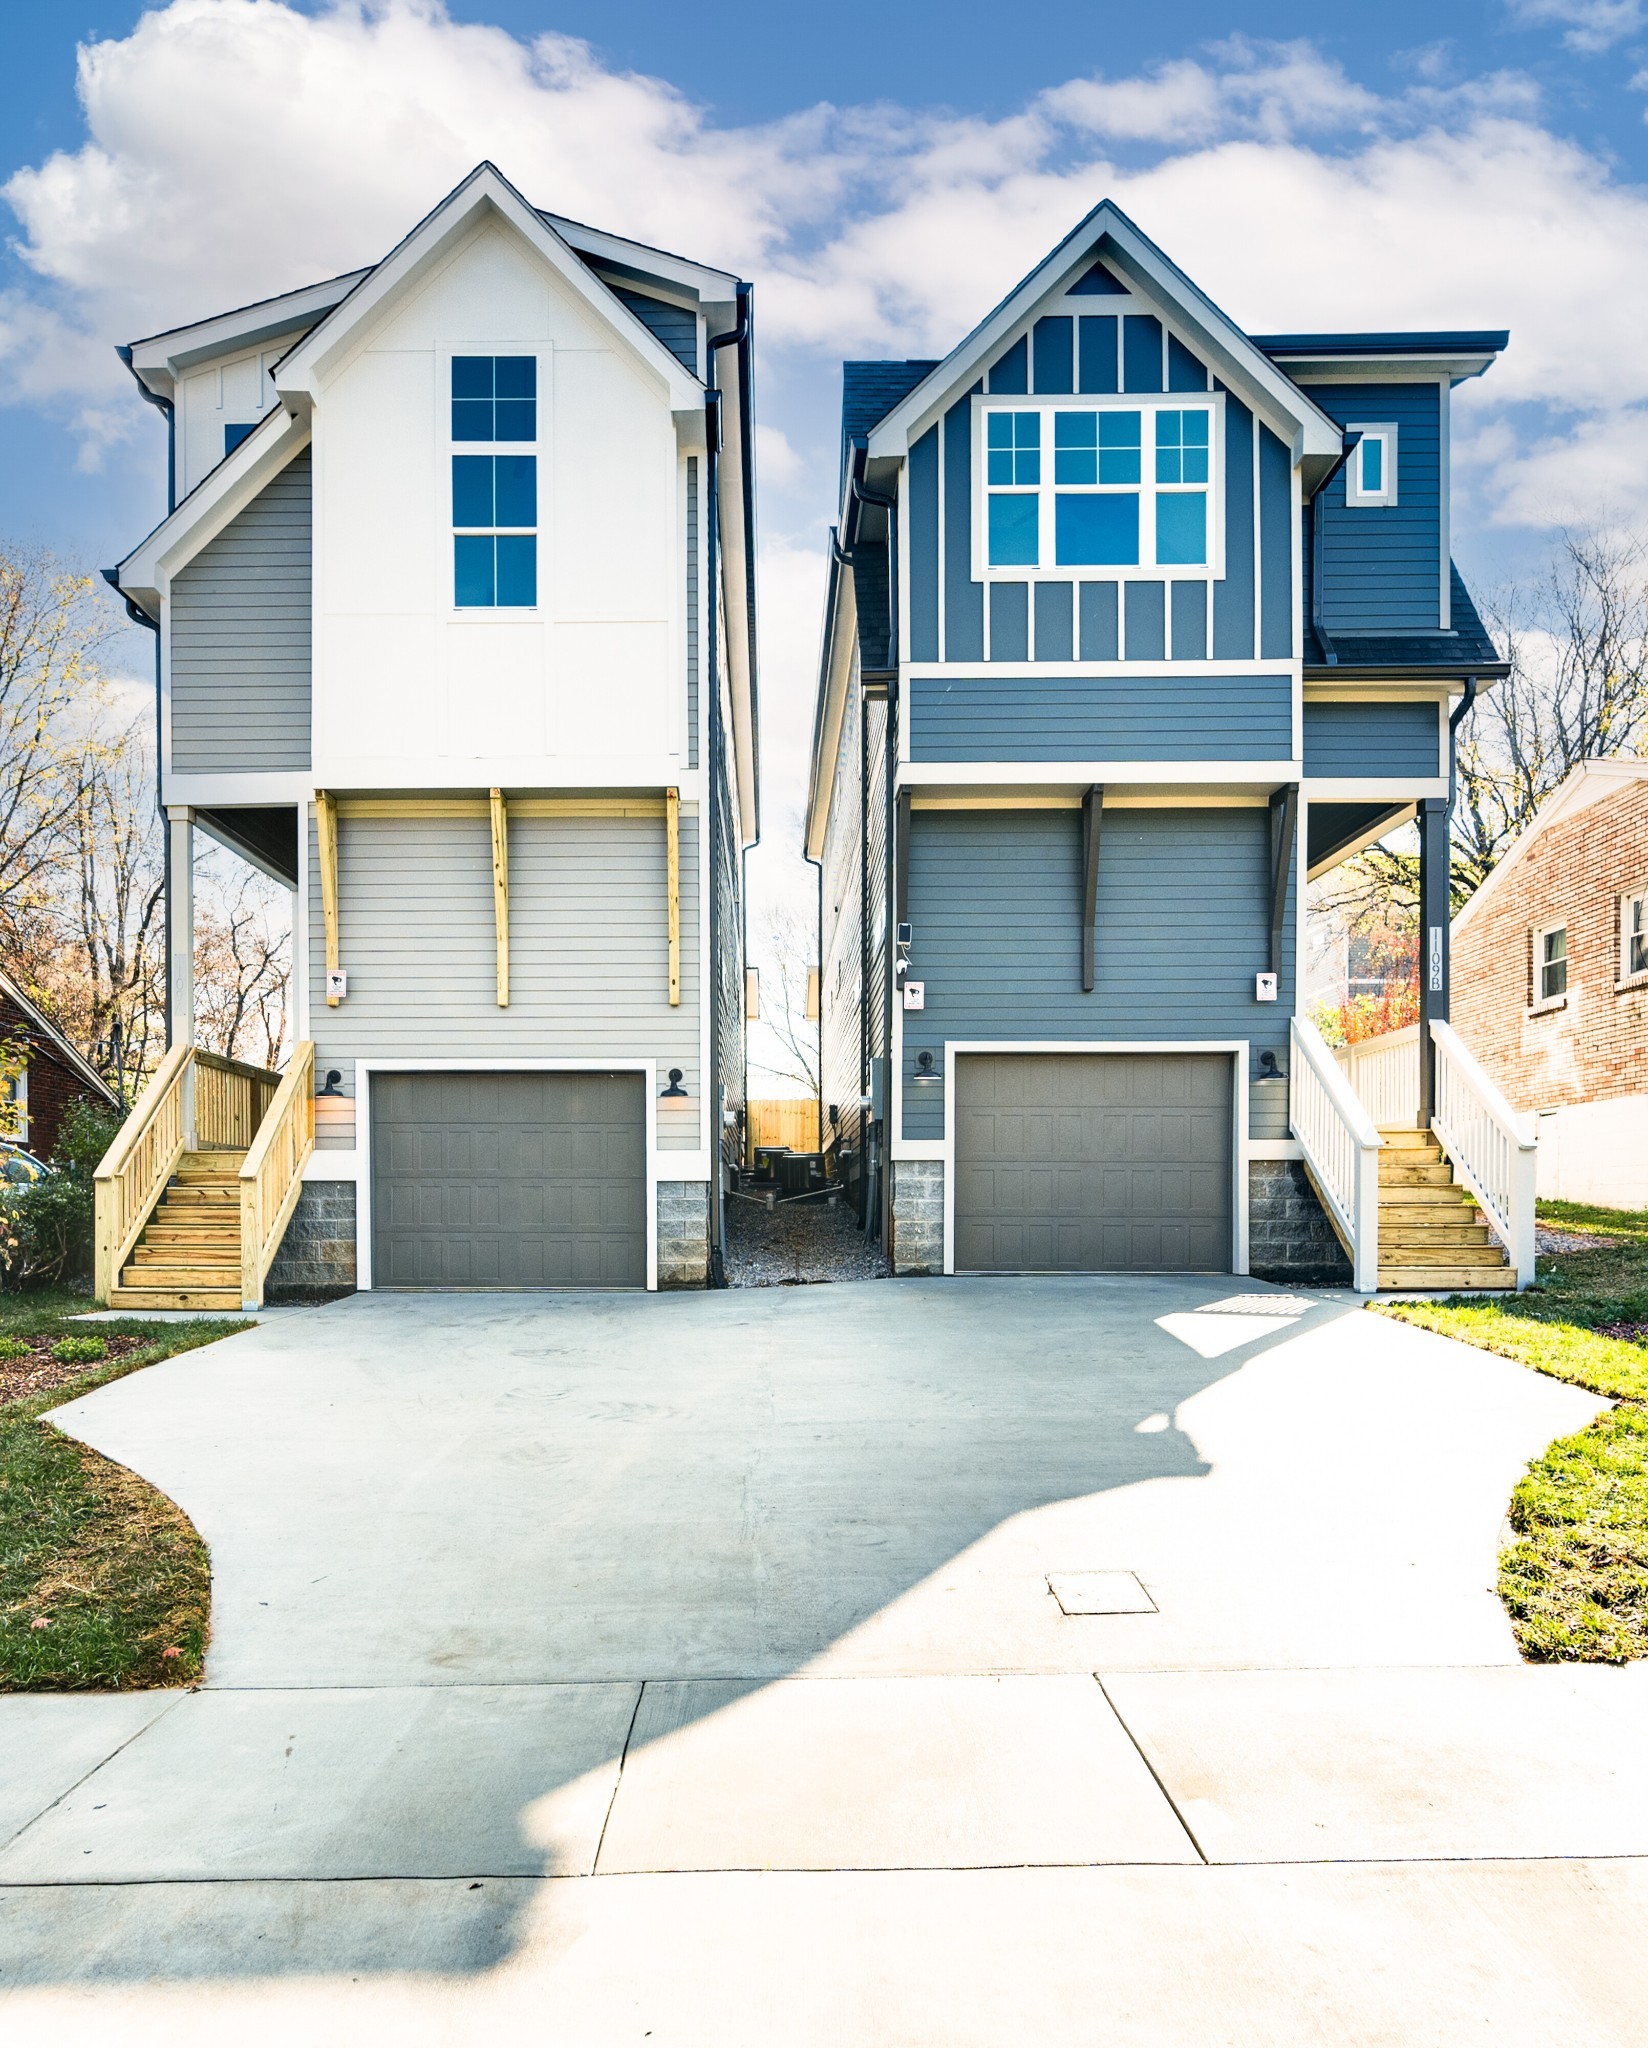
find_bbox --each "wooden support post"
[666,786,681,1006]
[894,789,911,930]
[316,791,341,1006]
[490,787,509,1008]
[1268,783,1299,980]
[1081,784,1103,993]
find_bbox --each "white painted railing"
[1334,1024,1419,1129]
[1430,1020,1538,1289]
[1290,1015,1383,1292]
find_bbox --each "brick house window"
[1533,922,1568,1008]
[1623,890,1648,983]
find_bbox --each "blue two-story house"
[805,200,1535,1293]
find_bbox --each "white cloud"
[1508,0,1647,54]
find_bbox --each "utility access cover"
[1048,1572,1157,1616]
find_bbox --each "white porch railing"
[1335,1024,1419,1128]
[1290,1015,1383,1292]
[1430,1020,1538,1289]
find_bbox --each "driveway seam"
[591,1682,646,1876]
[1094,1673,1209,1865]
[0,1692,189,1859]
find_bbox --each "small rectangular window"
[452,454,537,608]
[1345,424,1398,508]
[1623,891,1648,981]
[986,410,1041,565]
[452,355,537,442]
[224,422,257,456]
[1535,923,1568,1005]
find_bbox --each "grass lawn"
[0,1289,247,1690]
[1377,1201,1648,1663]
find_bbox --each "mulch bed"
[0,1334,150,1407]
[1595,1323,1648,1346]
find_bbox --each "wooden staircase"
[108,1150,248,1312]
[1376,1127,1515,1292]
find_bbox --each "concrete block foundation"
[657,1180,710,1289]
[265,1181,358,1301]
[891,1161,944,1276]
[1246,1160,1351,1287]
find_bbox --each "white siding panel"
[310,811,703,1150]
[551,349,671,622]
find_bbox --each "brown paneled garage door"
[953,1052,1233,1273]
[371,1071,647,1288]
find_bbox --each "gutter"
[703,285,751,1290]
[1306,430,1360,667]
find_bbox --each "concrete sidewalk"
[2,1277,1644,2043]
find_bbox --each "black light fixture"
[911,1049,941,1083]
[316,1068,344,1097]
[1258,1049,1283,1080]
[660,1067,688,1098]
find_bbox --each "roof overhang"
[113,405,310,617]
[1454,756,1648,938]
[540,211,740,307]
[273,163,703,417]
[804,540,856,863]
[123,271,370,403]
[1256,333,1507,387]
[866,199,1345,483]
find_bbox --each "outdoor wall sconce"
[1258,1049,1284,1081]
[316,1069,344,1097]
[911,1049,941,1083]
[660,1068,688,1098]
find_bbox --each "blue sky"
[4,0,1648,959]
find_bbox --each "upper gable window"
[452,355,536,442]
[976,396,1221,579]
[1344,425,1397,509]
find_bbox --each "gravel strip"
[726,1189,888,1287]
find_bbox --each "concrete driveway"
[2,1276,1647,2043]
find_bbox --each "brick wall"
[0,992,115,1161]
[1452,779,1648,1112]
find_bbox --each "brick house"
[1451,758,1648,1209]
[0,969,121,1161]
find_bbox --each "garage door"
[371,1071,647,1288]
[953,1053,1232,1273]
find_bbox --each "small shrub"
[0,1097,127,1292]
[0,1336,27,1360]
[49,1336,107,1366]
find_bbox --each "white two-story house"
[101,164,758,1307]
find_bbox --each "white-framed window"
[1345,425,1398,509]
[1622,888,1648,984]
[973,394,1224,580]
[2,1065,26,1147]
[1532,921,1568,1008]
[446,352,540,611]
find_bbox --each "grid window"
[453,454,537,608]
[986,410,1041,484]
[1155,409,1210,484]
[1625,893,1648,980]
[452,355,537,442]
[1537,925,1568,1004]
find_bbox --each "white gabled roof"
[273,163,703,415]
[866,198,1344,476]
[1454,756,1648,937]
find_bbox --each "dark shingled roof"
[841,360,939,488]
[1255,331,1508,360]
[1307,565,1508,676]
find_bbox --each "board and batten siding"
[900,807,1292,1141]
[170,447,312,772]
[1311,382,1442,634]
[906,313,1292,667]
[307,810,702,1151]
[1302,699,1442,779]
[909,672,1292,763]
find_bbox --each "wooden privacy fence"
[195,1050,282,1150]
[747,1098,821,1159]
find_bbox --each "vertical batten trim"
[1438,378,1452,630]
[490,787,509,1008]
[666,785,681,1006]
[1081,784,1103,993]
[316,790,340,1007]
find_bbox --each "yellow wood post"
[490,787,510,1007]
[666,786,680,1007]
[316,791,340,1006]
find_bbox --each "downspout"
[1307,430,1360,667]
[704,286,751,1289]
[852,457,900,1254]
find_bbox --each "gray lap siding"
[307,810,702,1152]
[1302,699,1441,779]
[909,672,1293,763]
[900,806,1292,1142]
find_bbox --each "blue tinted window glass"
[494,398,536,441]
[1099,445,1141,485]
[493,455,536,527]
[452,398,493,441]
[1015,448,1041,485]
[493,356,536,398]
[1361,437,1383,493]
[1182,412,1209,446]
[988,494,1039,567]
[452,456,494,527]
[1053,412,1097,484]
[1156,445,1182,484]
[1099,412,1140,446]
[1055,492,1138,566]
[224,422,256,455]
[1098,411,1141,484]
[1158,412,1184,447]
[494,535,537,607]
[1183,446,1209,483]
[1012,412,1040,448]
[987,413,1013,449]
[455,535,495,608]
[452,357,493,398]
[992,411,1040,484]
[987,450,1014,485]
[1156,491,1208,565]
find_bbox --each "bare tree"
[748,905,819,1099]
[194,856,291,1070]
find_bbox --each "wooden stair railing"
[95,1043,314,1308]
[238,1041,315,1310]
[93,1042,192,1306]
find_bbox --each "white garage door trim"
[354,1059,660,1292]
[939,1041,1251,1278]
